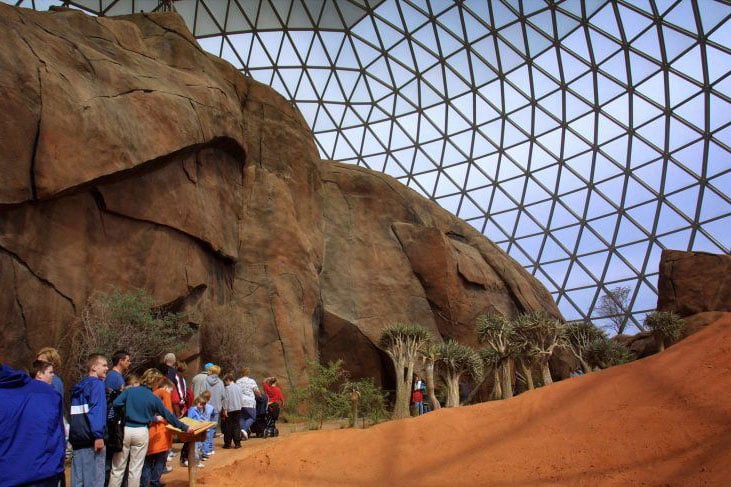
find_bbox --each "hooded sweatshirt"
[0,364,65,486]
[203,374,225,413]
[69,375,107,449]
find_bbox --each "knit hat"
[204,362,214,370]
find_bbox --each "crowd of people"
[0,348,285,487]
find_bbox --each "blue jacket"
[0,364,65,486]
[69,375,107,449]
[113,386,188,431]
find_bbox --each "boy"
[69,354,108,487]
[32,359,55,385]
[222,373,242,448]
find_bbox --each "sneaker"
[164,465,173,473]
[209,451,215,455]
[197,462,205,468]
[167,451,175,461]
[241,430,249,440]
[181,460,188,467]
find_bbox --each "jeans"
[71,446,105,487]
[203,410,217,454]
[414,401,424,415]
[140,451,167,487]
[239,407,256,434]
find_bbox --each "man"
[70,354,109,487]
[106,351,131,393]
[158,353,178,386]
[191,362,212,399]
[104,351,130,485]
[0,362,65,487]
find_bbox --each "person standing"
[36,347,64,401]
[235,367,260,439]
[191,363,212,399]
[69,354,109,487]
[109,369,189,487]
[32,360,55,385]
[170,361,192,418]
[221,374,242,449]
[140,378,176,487]
[412,374,426,415]
[202,365,225,455]
[0,362,66,487]
[104,350,130,485]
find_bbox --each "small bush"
[70,288,194,380]
[585,338,632,370]
[341,377,388,427]
[287,359,350,429]
[644,311,685,351]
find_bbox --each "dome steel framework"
[10,0,731,331]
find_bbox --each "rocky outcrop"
[0,5,560,388]
[657,250,731,317]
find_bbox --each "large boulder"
[0,5,560,389]
[657,250,731,317]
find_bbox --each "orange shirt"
[146,388,174,455]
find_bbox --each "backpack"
[105,388,125,453]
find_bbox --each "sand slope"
[197,314,731,486]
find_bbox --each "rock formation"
[0,5,560,388]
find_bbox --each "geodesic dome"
[9,0,731,331]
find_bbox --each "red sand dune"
[196,314,731,486]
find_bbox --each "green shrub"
[585,338,632,370]
[644,311,685,351]
[287,359,350,429]
[341,377,388,427]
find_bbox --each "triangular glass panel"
[696,218,730,253]
[524,176,552,205]
[604,252,639,283]
[616,217,649,246]
[617,3,654,41]
[697,0,731,33]
[587,190,617,219]
[566,260,598,289]
[514,234,544,257]
[525,23,553,56]
[664,3,699,33]
[666,184,701,222]
[624,173,658,206]
[631,27,662,62]
[657,227,693,252]
[590,2,621,39]
[691,231,725,254]
[709,93,731,132]
[699,186,730,221]
[657,201,691,234]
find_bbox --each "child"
[199,390,215,457]
[31,360,55,385]
[222,374,242,448]
[140,377,175,487]
[125,373,140,388]
[184,396,209,468]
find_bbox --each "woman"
[412,374,426,415]
[109,369,189,487]
[262,377,284,435]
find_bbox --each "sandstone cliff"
[0,5,559,387]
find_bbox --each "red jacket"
[263,383,284,406]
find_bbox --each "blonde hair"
[140,368,163,388]
[200,390,211,401]
[208,365,221,376]
[36,347,61,369]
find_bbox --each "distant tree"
[644,311,685,352]
[476,313,516,399]
[597,286,635,334]
[585,338,631,370]
[379,323,432,419]
[435,340,483,407]
[420,344,441,410]
[512,311,567,386]
[566,320,606,373]
[341,377,388,428]
[478,347,503,399]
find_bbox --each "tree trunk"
[491,367,502,400]
[520,361,535,390]
[657,338,666,352]
[579,357,592,374]
[424,361,441,410]
[540,360,553,385]
[500,360,513,399]
[391,358,411,419]
[445,374,460,407]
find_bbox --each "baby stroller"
[250,394,279,438]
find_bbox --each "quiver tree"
[513,311,567,386]
[510,332,538,390]
[585,338,631,370]
[566,320,606,373]
[479,347,503,399]
[420,344,441,410]
[644,311,685,352]
[435,340,483,407]
[379,323,432,419]
[476,313,515,399]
